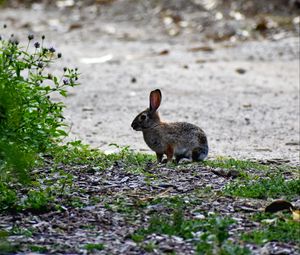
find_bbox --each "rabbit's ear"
[149,89,161,112]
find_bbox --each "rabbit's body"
[131,89,208,163]
[143,122,208,161]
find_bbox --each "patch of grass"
[224,174,300,199]
[80,224,97,230]
[192,186,215,199]
[24,189,53,212]
[68,196,86,208]
[148,195,186,209]
[90,196,101,205]
[242,219,300,244]
[50,141,105,166]
[133,209,226,240]
[29,245,48,253]
[148,209,195,238]
[131,233,145,243]
[132,209,193,241]
[146,194,210,212]
[51,142,155,173]
[83,243,104,252]
[0,183,17,211]
[196,240,250,255]
[0,143,155,212]
[108,144,155,174]
[0,241,16,255]
[204,157,268,171]
[132,210,249,254]
[250,212,290,222]
[142,241,157,252]
[105,196,135,213]
[0,183,53,212]
[0,230,19,254]
[10,227,33,238]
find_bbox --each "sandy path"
[63,38,300,164]
[1,5,299,164]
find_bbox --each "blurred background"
[1,0,299,41]
[0,0,299,163]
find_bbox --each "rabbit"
[131,89,208,163]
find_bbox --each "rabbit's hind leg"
[192,145,208,161]
[174,147,190,164]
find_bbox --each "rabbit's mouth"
[131,123,142,131]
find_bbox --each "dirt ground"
[1,161,299,254]
[0,1,299,164]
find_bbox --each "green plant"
[10,226,33,238]
[0,28,79,181]
[83,243,105,252]
[242,218,300,244]
[0,230,17,254]
[108,144,155,173]
[29,245,48,253]
[68,196,86,208]
[50,142,155,175]
[50,140,104,165]
[142,241,157,252]
[224,175,300,199]
[133,210,228,240]
[0,186,53,212]
[24,189,53,212]
[193,215,251,254]
[132,210,249,254]
[149,195,185,209]
[196,240,250,255]
[204,157,268,171]
[0,183,17,211]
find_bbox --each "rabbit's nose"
[131,122,137,129]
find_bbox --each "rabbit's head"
[131,89,162,131]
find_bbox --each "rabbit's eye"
[140,114,146,121]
